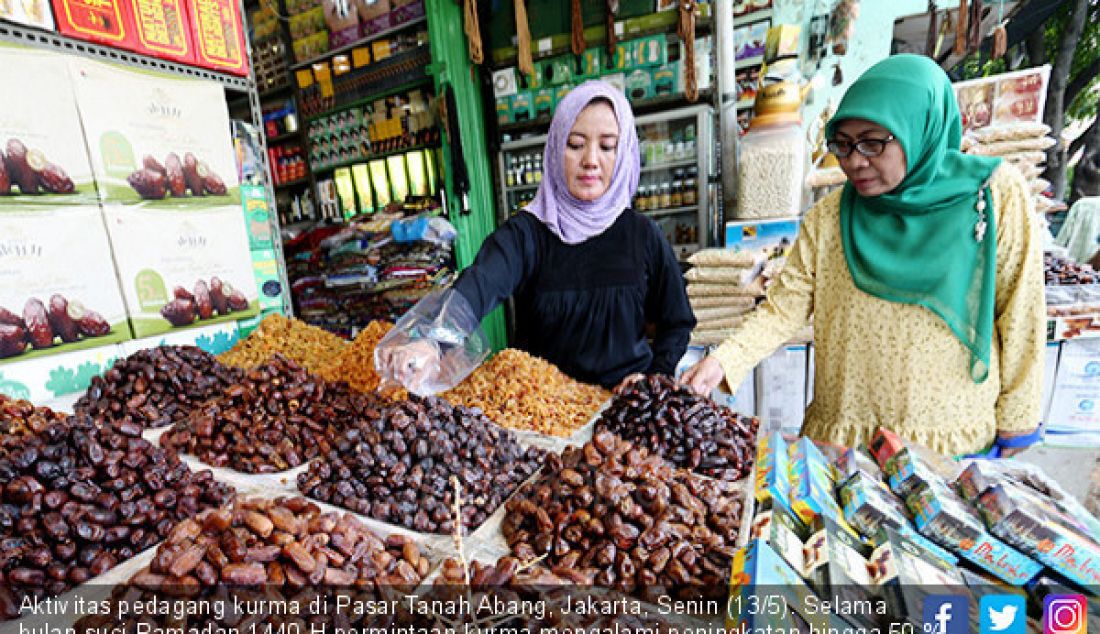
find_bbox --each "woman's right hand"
[680,355,725,396]
[375,338,442,395]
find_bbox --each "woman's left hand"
[995,427,1041,458]
[613,373,646,395]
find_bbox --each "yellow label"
[352,47,371,67]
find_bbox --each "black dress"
[452,210,696,387]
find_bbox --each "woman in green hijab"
[682,54,1044,457]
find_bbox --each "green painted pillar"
[426,0,507,352]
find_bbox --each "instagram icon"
[1044,595,1088,634]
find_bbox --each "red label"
[130,0,194,63]
[187,0,248,75]
[53,0,133,45]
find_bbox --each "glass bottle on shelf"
[671,179,683,207]
[684,175,697,206]
[533,155,543,183]
[659,181,672,209]
[506,156,516,187]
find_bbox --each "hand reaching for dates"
[0,138,75,195]
[160,276,249,327]
[127,151,227,200]
[0,295,111,359]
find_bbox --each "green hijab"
[826,54,1002,382]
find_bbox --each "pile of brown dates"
[502,431,743,600]
[160,354,380,473]
[596,374,758,480]
[76,497,428,634]
[127,152,227,200]
[297,396,544,534]
[0,295,111,358]
[0,413,234,617]
[161,277,250,327]
[76,345,243,429]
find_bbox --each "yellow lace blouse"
[712,164,1044,456]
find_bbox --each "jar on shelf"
[659,182,672,209]
[735,81,810,219]
[671,180,683,207]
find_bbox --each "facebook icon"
[924,595,970,634]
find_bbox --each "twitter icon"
[982,595,1027,634]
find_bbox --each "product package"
[188,0,250,75]
[754,431,792,510]
[68,56,240,207]
[128,0,196,65]
[802,517,886,630]
[51,0,138,50]
[876,527,971,628]
[906,480,1042,586]
[0,205,133,364]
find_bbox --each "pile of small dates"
[76,497,429,634]
[298,396,544,534]
[0,413,235,617]
[76,345,244,429]
[596,374,758,480]
[502,431,743,601]
[160,355,381,473]
[1045,254,1099,285]
[0,394,66,437]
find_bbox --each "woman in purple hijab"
[395,81,694,389]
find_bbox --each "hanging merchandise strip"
[570,0,585,57]
[606,0,618,55]
[514,0,534,78]
[464,0,483,64]
[968,0,983,53]
[678,0,698,102]
[955,0,967,56]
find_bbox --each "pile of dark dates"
[597,374,758,480]
[75,345,244,430]
[0,413,235,617]
[416,556,679,631]
[0,295,111,358]
[502,431,743,601]
[76,497,428,634]
[160,354,381,473]
[1,138,74,195]
[1045,254,1099,285]
[297,396,544,534]
[161,277,249,327]
[127,152,227,200]
[0,394,67,437]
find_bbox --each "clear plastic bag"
[374,288,490,396]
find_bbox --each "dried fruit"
[0,307,22,328]
[47,295,79,343]
[38,163,74,194]
[317,321,402,397]
[224,284,248,312]
[5,139,37,194]
[208,277,228,315]
[219,314,346,373]
[22,298,53,349]
[127,169,168,200]
[162,153,186,197]
[143,155,166,175]
[182,153,204,196]
[160,298,196,327]
[193,280,213,319]
[201,169,227,195]
[0,152,9,195]
[77,310,110,337]
[0,324,26,358]
[173,286,195,302]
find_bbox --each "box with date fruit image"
[67,55,240,209]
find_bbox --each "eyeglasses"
[827,134,896,158]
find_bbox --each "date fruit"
[127,169,168,200]
[5,139,37,194]
[47,295,79,344]
[208,277,227,315]
[0,324,26,358]
[38,163,74,194]
[164,153,186,197]
[160,298,196,327]
[0,152,10,195]
[22,298,54,349]
[201,168,227,196]
[0,307,22,328]
[77,310,110,337]
[224,284,248,312]
[193,280,213,320]
[182,153,204,196]
[143,155,166,175]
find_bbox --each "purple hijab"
[526,80,640,244]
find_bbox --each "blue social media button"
[982,595,1027,634]
[924,595,970,634]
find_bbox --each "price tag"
[537,38,552,54]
